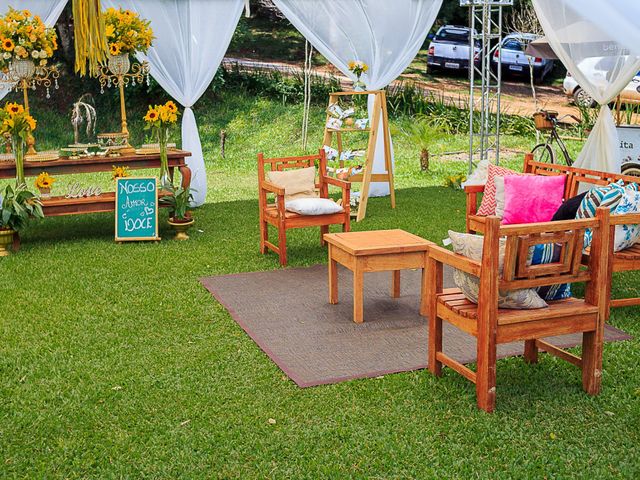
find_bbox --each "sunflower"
[144,108,159,122]
[165,101,178,113]
[6,102,24,115]
[109,43,121,55]
[105,24,115,38]
[26,115,36,130]
[2,38,14,52]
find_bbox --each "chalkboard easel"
[115,177,160,242]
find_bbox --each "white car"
[563,59,640,107]
[427,25,480,72]
[492,33,554,83]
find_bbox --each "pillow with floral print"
[612,188,640,252]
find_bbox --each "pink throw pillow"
[502,174,566,225]
[477,164,524,216]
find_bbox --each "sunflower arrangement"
[348,60,368,78]
[103,7,154,56]
[34,172,55,190]
[0,102,36,185]
[112,165,130,180]
[0,102,37,139]
[143,101,179,187]
[0,7,58,69]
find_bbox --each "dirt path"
[223,56,580,121]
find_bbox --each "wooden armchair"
[425,209,611,412]
[258,149,350,266]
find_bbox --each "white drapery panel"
[104,0,244,206]
[534,0,640,173]
[0,0,68,101]
[274,0,442,197]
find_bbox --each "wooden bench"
[426,210,611,412]
[465,153,640,315]
[0,150,192,250]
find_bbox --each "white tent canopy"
[533,0,640,174]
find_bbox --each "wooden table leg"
[391,270,401,298]
[328,245,338,304]
[353,259,364,323]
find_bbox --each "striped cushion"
[576,180,638,248]
[530,243,571,300]
[477,164,523,216]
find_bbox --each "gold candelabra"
[98,54,150,151]
[0,58,59,155]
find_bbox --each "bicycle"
[531,110,580,166]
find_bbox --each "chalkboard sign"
[115,177,159,242]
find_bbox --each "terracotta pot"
[168,217,194,241]
[0,228,15,256]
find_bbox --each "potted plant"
[160,186,195,240]
[34,172,55,197]
[0,183,43,256]
[401,118,440,171]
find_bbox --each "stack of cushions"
[266,167,343,216]
[575,180,640,252]
[448,231,548,309]
[478,164,566,224]
[454,164,570,306]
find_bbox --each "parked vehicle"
[563,60,640,107]
[427,25,479,73]
[492,33,554,83]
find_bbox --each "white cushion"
[448,230,548,309]
[285,198,343,216]
[494,175,505,218]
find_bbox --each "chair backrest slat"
[491,216,603,291]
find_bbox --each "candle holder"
[98,54,150,153]
[0,58,59,155]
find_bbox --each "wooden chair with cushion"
[258,149,350,266]
[466,153,640,317]
[425,209,611,412]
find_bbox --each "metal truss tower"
[461,0,512,171]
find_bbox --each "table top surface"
[0,149,191,171]
[324,229,433,256]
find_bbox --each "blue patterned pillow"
[576,181,639,248]
[612,188,640,251]
[530,243,571,301]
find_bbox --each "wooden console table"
[0,150,191,217]
[0,150,191,250]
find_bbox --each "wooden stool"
[323,229,433,323]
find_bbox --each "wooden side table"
[323,229,434,323]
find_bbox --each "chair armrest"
[428,244,482,277]
[323,175,350,191]
[610,212,640,226]
[261,181,285,196]
[464,185,485,194]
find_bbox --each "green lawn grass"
[1,90,639,478]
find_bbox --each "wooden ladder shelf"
[322,90,395,221]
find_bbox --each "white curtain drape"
[0,0,68,101]
[104,0,244,206]
[274,0,442,197]
[534,0,640,173]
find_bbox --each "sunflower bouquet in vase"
[103,7,153,68]
[348,61,368,92]
[143,101,180,190]
[34,171,55,197]
[0,102,36,186]
[0,7,58,72]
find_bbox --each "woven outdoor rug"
[200,265,631,388]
